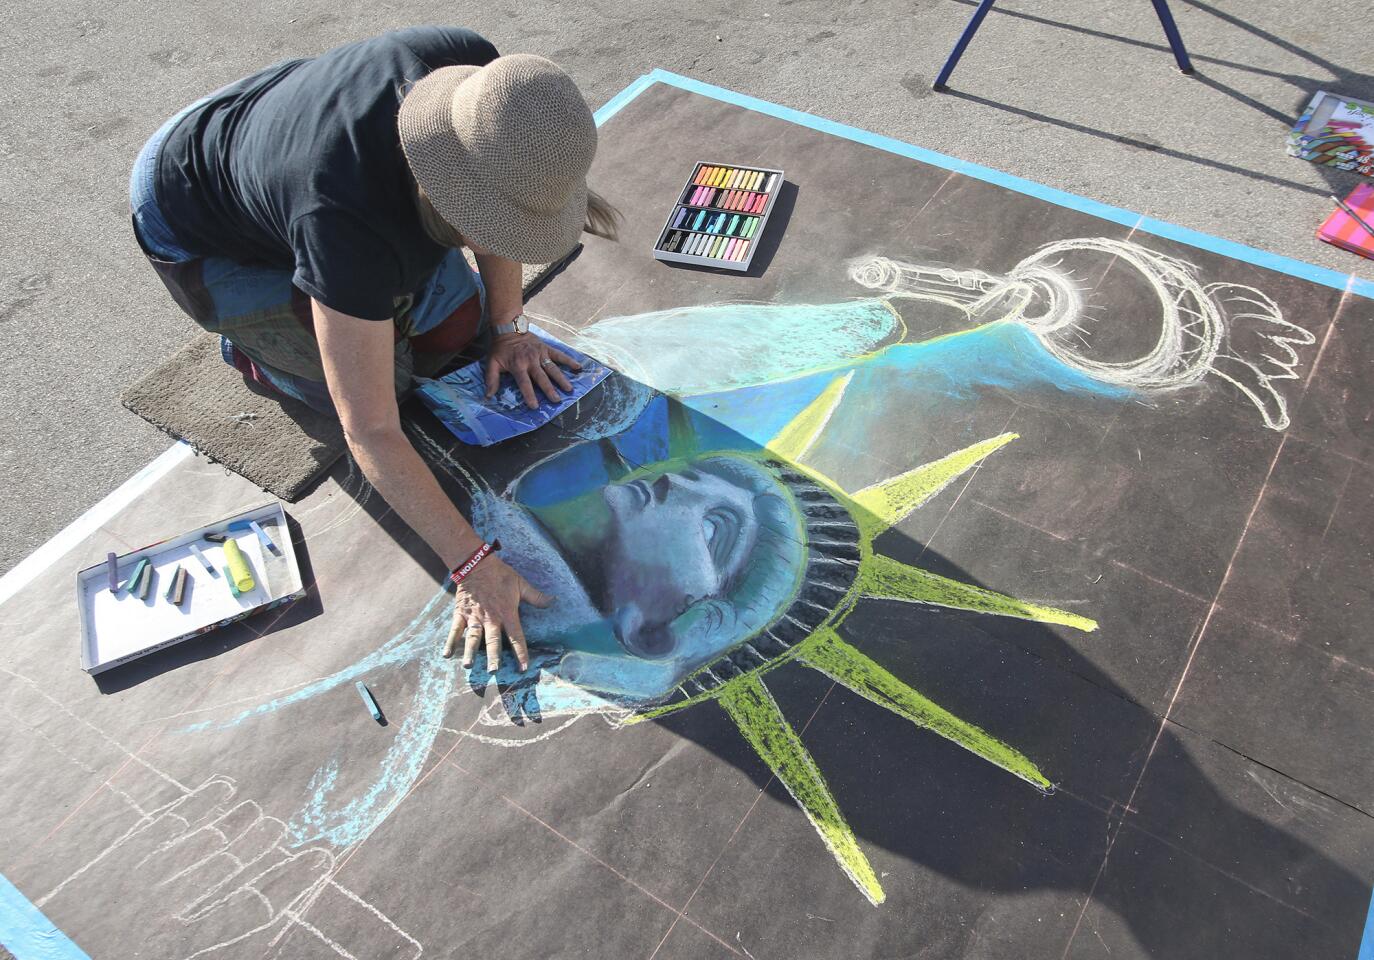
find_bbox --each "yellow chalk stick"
[222,538,256,593]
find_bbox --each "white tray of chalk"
[76,501,305,674]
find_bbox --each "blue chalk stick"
[355,681,383,722]
[228,518,281,555]
[188,542,216,574]
[250,520,281,555]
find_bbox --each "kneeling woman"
[130,27,618,669]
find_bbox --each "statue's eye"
[702,507,741,573]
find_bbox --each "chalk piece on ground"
[356,681,383,722]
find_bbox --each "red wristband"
[449,540,500,586]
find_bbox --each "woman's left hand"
[485,332,582,409]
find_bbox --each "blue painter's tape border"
[1360,887,1374,960]
[0,873,90,960]
[593,72,659,126]
[598,69,1373,301]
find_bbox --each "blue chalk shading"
[605,69,1374,301]
[462,648,619,718]
[1359,886,1374,960]
[681,322,1128,451]
[0,872,91,960]
[289,644,452,849]
[181,591,457,850]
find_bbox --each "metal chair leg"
[1149,0,1195,73]
[932,0,999,92]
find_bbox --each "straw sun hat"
[398,55,597,264]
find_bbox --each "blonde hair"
[414,183,466,248]
[415,183,621,250]
[584,189,620,241]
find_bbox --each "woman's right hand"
[442,556,553,672]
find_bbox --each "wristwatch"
[492,314,529,336]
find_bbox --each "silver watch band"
[493,314,528,336]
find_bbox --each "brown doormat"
[120,247,583,502]
[121,332,346,502]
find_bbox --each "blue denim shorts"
[129,100,205,262]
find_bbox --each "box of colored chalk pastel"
[653,162,784,271]
[75,502,305,675]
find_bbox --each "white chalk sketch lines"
[0,668,420,959]
[849,237,1317,430]
[37,773,421,959]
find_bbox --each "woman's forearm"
[346,424,485,572]
[473,250,525,325]
[314,298,488,572]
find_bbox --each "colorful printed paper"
[1317,182,1374,260]
[1289,90,1374,176]
[413,326,610,446]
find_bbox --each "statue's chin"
[554,650,684,704]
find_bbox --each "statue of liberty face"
[524,453,810,700]
[601,458,802,661]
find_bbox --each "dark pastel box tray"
[652,161,784,272]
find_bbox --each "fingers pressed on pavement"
[444,612,467,658]
[507,623,529,670]
[462,623,482,668]
[483,617,503,671]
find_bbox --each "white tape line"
[0,442,193,607]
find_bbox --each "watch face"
[514,315,528,334]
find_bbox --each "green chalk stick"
[134,562,153,600]
[120,557,149,593]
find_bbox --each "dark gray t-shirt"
[156,27,497,320]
